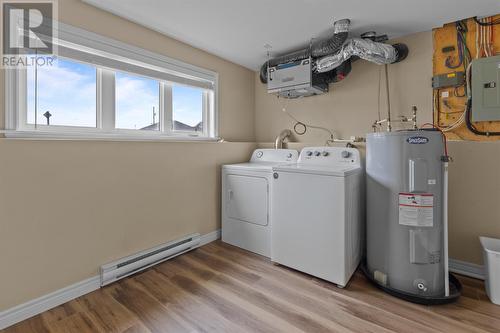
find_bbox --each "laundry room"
[0,1,500,332]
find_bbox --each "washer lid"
[273,164,361,177]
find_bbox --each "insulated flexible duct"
[259,19,350,83]
[315,38,408,73]
[314,59,352,84]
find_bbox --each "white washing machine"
[271,147,364,287]
[222,149,298,257]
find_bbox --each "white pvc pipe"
[443,161,450,297]
[384,64,392,132]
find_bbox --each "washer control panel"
[298,147,361,167]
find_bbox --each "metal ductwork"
[316,38,408,73]
[260,19,409,98]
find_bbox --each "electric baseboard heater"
[100,233,201,286]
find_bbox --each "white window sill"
[1,130,220,143]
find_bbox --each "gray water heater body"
[366,130,445,297]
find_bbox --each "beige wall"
[447,141,500,264]
[0,140,255,311]
[255,31,500,265]
[0,0,256,311]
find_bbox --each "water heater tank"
[365,130,460,304]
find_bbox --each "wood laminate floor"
[3,241,500,333]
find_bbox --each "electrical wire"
[453,86,466,97]
[284,110,335,139]
[441,111,466,132]
[442,97,466,112]
[482,19,490,57]
[459,21,472,75]
[465,98,500,136]
[487,17,495,56]
[473,16,500,26]
[445,20,471,71]
[475,18,480,59]
[486,17,491,56]
[436,62,472,132]
[435,89,464,131]
[444,40,463,69]
[433,89,440,126]
[421,123,449,158]
[476,16,496,57]
[377,65,382,122]
[434,86,466,132]
[483,18,491,56]
[278,96,335,143]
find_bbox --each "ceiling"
[83,0,500,70]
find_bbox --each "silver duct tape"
[315,38,398,73]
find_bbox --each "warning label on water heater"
[398,193,434,227]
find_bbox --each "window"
[172,85,204,133]
[6,22,218,140]
[27,58,97,128]
[115,71,160,131]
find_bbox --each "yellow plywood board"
[432,14,500,140]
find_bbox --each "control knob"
[341,151,351,158]
[306,151,313,156]
[322,151,329,157]
[314,151,321,156]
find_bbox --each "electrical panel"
[472,55,500,122]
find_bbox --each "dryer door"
[226,174,269,226]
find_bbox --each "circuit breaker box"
[472,55,500,122]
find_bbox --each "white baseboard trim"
[449,258,485,280]
[0,276,100,330]
[0,229,221,330]
[199,229,221,247]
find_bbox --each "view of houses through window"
[27,57,205,134]
[115,71,160,131]
[172,85,204,132]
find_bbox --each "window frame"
[4,21,219,141]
